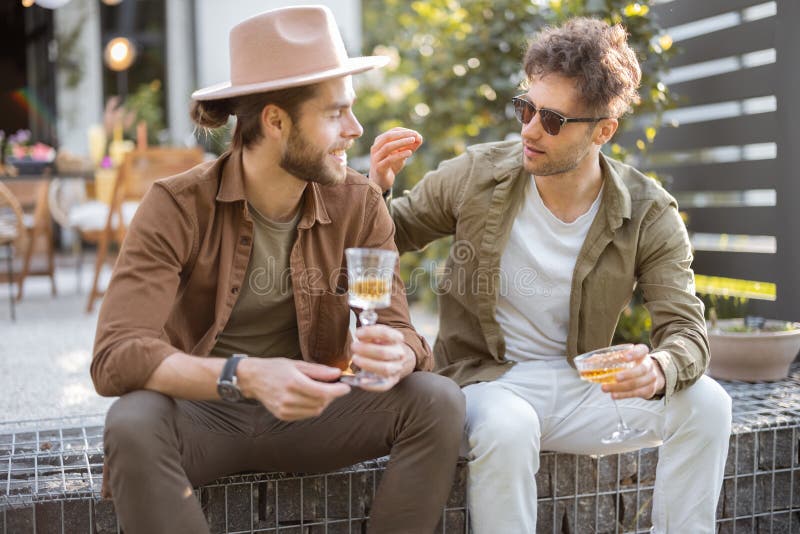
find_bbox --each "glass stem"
[358,307,378,328]
[611,398,630,431]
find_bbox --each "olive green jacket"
[390,140,708,401]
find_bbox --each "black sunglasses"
[511,95,608,136]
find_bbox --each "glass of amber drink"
[342,248,398,387]
[574,344,648,444]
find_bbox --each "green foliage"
[612,300,653,346]
[124,80,166,145]
[699,294,750,320]
[357,1,678,344]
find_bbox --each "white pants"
[463,359,732,534]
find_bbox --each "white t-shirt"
[496,176,603,361]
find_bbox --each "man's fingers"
[351,354,404,378]
[356,324,404,344]
[292,363,351,397]
[374,127,422,146]
[295,361,344,380]
[623,344,650,361]
[373,136,419,157]
[373,150,413,175]
[605,373,652,393]
[351,341,404,361]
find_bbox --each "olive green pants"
[103,372,465,534]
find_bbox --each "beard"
[523,127,595,177]
[279,125,345,186]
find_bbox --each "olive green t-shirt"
[211,204,302,359]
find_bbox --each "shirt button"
[231,286,239,294]
[240,236,251,246]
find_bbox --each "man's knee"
[466,385,540,460]
[670,376,732,442]
[105,390,178,457]
[395,372,466,438]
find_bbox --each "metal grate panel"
[2,366,800,532]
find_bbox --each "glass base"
[340,371,388,388]
[600,427,649,445]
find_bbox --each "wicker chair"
[0,182,25,319]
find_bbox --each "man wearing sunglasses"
[369,17,731,533]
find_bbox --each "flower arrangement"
[2,129,56,163]
[0,130,56,174]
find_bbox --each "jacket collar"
[489,142,525,183]
[598,152,632,231]
[213,149,331,228]
[490,142,632,231]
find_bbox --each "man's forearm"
[143,352,226,401]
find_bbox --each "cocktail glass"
[342,248,398,387]
[574,344,649,444]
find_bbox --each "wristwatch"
[217,354,248,402]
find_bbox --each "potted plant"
[707,314,800,381]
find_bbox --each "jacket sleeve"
[359,186,433,371]
[389,152,471,254]
[636,201,709,401]
[90,184,196,396]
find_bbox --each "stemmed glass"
[574,344,649,444]
[341,248,398,387]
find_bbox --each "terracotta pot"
[707,319,800,381]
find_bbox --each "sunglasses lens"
[539,109,564,136]
[513,99,533,124]
[513,98,565,135]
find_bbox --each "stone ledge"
[3,366,800,533]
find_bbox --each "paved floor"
[0,255,439,423]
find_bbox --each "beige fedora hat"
[192,5,389,101]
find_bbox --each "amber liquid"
[579,366,626,384]
[350,278,391,307]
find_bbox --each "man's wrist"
[649,353,667,397]
[235,357,257,399]
[401,343,417,376]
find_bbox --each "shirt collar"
[214,149,331,228]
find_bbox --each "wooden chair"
[0,182,25,319]
[86,147,205,312]
[49,176,108,294]
[1,177,57,301]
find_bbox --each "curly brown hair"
[189,84,319,151]
[523,18,641,117]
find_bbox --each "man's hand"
[602,344,666,400]
[237,358,351,421]
[369,127,423,192]
[350,324,416,392]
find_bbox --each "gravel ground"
[0,255,439,424]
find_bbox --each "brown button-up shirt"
[91,150,431,397]
[389,140,709,401]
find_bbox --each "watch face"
[217,382,242,402]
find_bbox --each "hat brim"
[192,55,389,101]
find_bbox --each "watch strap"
[220,353,247,384]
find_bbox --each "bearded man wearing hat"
[90,6,465,533]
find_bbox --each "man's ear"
[593,118,619,145]
[261,104,290,140]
